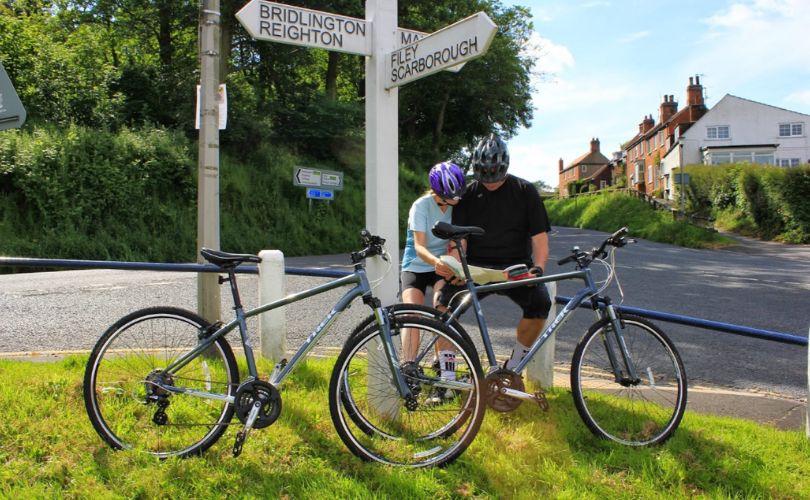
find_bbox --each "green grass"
[1,356,807,498]
[545,192,735,249]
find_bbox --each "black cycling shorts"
[437,279,552,320]
[401,270,444,294]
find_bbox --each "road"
[1,226,808,398]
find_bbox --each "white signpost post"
[237,1,496,372]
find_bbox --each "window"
[753,153,774,165]
[709,152,731,165]
[600,180,607,190]
[707,126,729,139]
[581,165,587,173]
[776,158,800,167]
[779,122,804,137]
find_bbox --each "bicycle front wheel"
[83,307,239,458]
[571,314,687,446]
[330,316,485,467]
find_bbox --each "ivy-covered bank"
[0,126,423,263]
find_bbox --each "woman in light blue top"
[401,162,467,402]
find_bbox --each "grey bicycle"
[351,224,687,446]
[83,230,485,467]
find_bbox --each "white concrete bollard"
[526,281,557,388]
[258,250,286,362]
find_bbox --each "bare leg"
[401,288,424,362]
[517,318,546,347]
[432,280,454,352]
[505,318,547,370]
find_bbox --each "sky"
[503,0,810,188]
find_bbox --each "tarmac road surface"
[1,226,808,404]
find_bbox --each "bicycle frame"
[444,245,641,384]
[160,264,412,401]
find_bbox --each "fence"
[1,255,807,437]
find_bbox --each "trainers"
[426,387,455,405]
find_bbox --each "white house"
[662,94,810,198]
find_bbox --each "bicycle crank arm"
[499,387,548,409]
[233,401,262,458]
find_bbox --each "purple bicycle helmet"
[472,134,509,183]
[429,162,467,200]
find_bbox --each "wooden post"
[197,0,222,322]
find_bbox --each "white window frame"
[779,122,804,137]
[707,125,729,140]
[581,165,587,173]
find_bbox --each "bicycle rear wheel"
[83,307,239,458]
[571,314,687,446]
[330,316,484,467]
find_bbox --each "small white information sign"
[385,12,497,89]
[195,84,227,130]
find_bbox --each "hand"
[530,266,543,277]
[434,259,455,279]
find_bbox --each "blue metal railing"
[0,257,351,279]
[0,256,806,346]
[555,296,807,347]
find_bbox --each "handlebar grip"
[557,255,575,266]
[611,227,628,239]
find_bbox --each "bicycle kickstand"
[233,400,262,457]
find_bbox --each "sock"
[505,341,531,371]
[439,351,457,381]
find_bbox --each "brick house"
[623,75,708,196]
[558,138,612,197]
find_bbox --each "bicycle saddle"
[432,221,485,240]
[200,248,262,267]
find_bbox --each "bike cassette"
[484,368,525,412]
[235,380,282,429]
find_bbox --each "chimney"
[687,74,704,106]
[559,158,564,173]
[640,115,655,134]
[659,94,678,123]
[590,137,600,153]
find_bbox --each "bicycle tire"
[329,316,485,467]
[340,304,476,437]
[83,307,239,458]
[571,314,687,446]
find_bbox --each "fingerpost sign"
[236,1,496,307]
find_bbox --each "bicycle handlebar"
[351,229,388,264]
[558,227,633,268]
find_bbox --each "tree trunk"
[432,91,450,158]
[219,15,232,82]
[325,51,339,101]
[157,0,172,66]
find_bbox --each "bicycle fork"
[598,300,642,386]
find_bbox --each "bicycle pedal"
[232,430,246,457]
[534,390,549,411]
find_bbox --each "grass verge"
[545,192,735,249]
[1,356,807,498]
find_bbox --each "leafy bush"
[685,164,810,243]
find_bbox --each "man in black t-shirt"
[438,134,552,372]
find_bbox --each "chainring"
[234,380,282,429]
[484,368,525,412]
